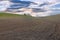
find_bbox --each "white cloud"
[0,1,11,11]
[0,0,60,17]
[27,0,60,17]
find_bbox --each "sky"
[0,1,11,11]
[19,0,60,10]
[0,0,60,16]
[0,0,60,17]
[0,0,60,10]
[21,0,58,3]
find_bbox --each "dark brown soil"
[0,18,60,40]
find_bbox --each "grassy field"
[0,12,32,18]
[0,13,60,40]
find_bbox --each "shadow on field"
[0,18,60,40]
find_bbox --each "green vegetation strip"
[0,12,32,18]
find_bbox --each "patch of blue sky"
[51,4,60,8]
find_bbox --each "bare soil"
[0,17,60,40]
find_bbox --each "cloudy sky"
[0,0,60,10]
[0,0,60,17]
[0,0,60,13]
[21,0,59,4]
